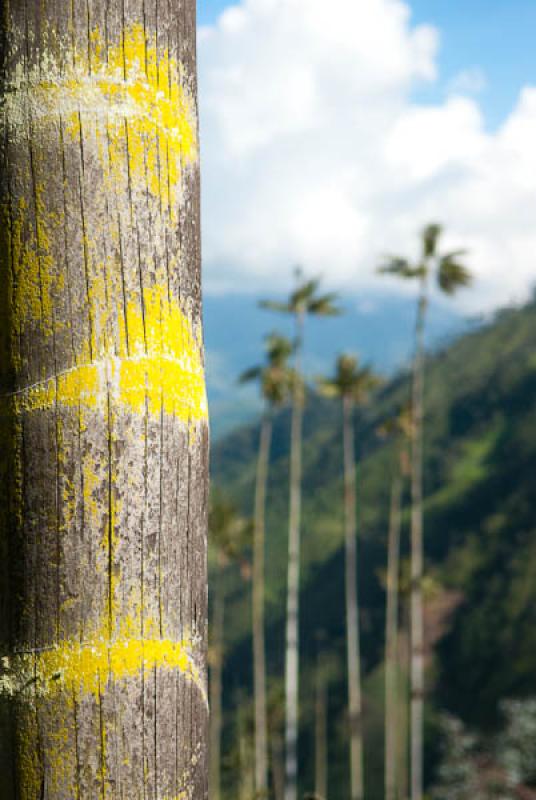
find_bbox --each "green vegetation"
[210,295,536,799]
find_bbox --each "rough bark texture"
[410,285,427,800]
[385,468,402,800]
[0,2,209,798]
[343,396,364,800]
[285,313,304,800]
[253,413,271,796]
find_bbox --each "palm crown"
[378,223,472,295]
[377,403,414,441]
[318,354,380,404]
[259,269,341,319]
[240,333,294,408]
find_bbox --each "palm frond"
[308,292,341,316]
[378,257,424,280]
[349,368,382,403]
[265,332,294,365]
[377,403,413,440]
[238,366,262,384]
[290,278,321,309]
[438,256,472,295]
[319,353,381,404]
[263,365,294,407]
[259,299,292,314]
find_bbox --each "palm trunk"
[238,698,255,800]
[285,312,305,800]
[210,561,226,800]
[0,3,208,797]
[272,729,286,800]
[385,467,403,800]
[343,395,364,800]
[315,640,328,800]
[398,609,411,800]
[253,412,272,796]
[410,281,427,800]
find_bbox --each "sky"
[196,0,536,313]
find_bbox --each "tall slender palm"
[240,333,294,797]
[209,493,252,800]
[379,225,471,800]
[318,355,380,800]
[261,270,340,800]
[378,408,413,800]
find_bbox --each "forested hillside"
[211,297,536,798]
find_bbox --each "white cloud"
[198,0,536,312]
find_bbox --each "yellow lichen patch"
[4,23,198,214]
[8,192,59,339]
[16,706,42,800]
[12,628,205,705]
[163,795,189,800]
[115,285,208,418]
[4,286,208,424]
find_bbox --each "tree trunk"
[0,3,209,798]
[398,617,410,800]
[238,698,255,800]
[272,729,285,800]
[343,396,364,800]
[253,413,272,796]
[210,562,225,800]
[314,641,328,800]
[410,283,427,800]
[285,312,304,800]
[385,468,403,800]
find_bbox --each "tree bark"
[410,282,427,800]
[343,396,364,800]
[253,413,272,796]
[385,468,402,800]
[285,312,304,800]
[0,2,208,798]
[209,562,225,800]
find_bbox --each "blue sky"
[198,0,536,312]
[198,0,536,130]
[198,0,536,431]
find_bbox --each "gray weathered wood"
[0,1,208,797]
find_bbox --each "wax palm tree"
[0,2,208,795]
[261,270,340,800]
[318,354,380,800]
[209,493,252,800]
[240,333,294,797]
[379,224,471,800]
[377,407,413,800]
